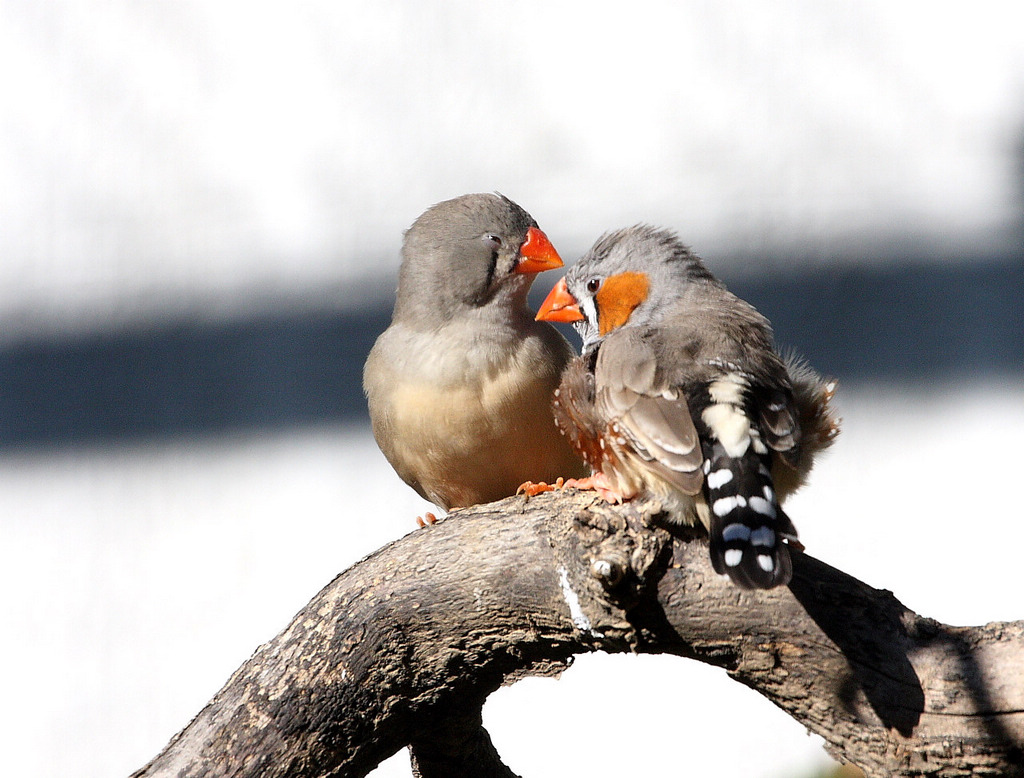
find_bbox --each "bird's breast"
[370,335,584,509]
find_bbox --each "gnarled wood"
[132,490,1024,778]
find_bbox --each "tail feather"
[703,442,793,589]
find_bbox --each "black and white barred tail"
[697,370,797,589]
[703,441,793,589]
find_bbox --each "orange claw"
[416,512,438,528]
[517,477,565,498]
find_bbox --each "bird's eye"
[482,234,502,249]
[586,277,601,293]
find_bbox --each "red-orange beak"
[536,277,583,322]
[515,226,563,274]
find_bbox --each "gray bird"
[363,193,589,515]
[534,225,839,588]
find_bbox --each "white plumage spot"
[725,549,743,567]
[757,554,776,573]
[750,527,776,547]
[763,485,775,501]
[706,469,734,489]
[708,375,746,405]
[553,388,560,397]
[712,495,746,517]
[703,459,712,474]
[748,496,777,518]
[712,497,734,517]
[701,403,751,457]
[722,523,751,542]
[581,297,599,331]
[713,496,737,517]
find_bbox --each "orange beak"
[515,226,563,274]
[536,277,583,323]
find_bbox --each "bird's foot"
[415,512,438,528]
[561,473,625,504]
[516,477,565,498]
[517,473,625,504]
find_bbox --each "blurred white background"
[2,2,1022,777]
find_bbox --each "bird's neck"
[395,272,535,330]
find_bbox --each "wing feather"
[595,334,704,495]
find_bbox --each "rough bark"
[132,490,1024,778]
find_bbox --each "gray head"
[538,225,716,351]
[393,193,562,327]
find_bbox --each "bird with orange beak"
[364,193,588,517]
[534,225,839,589]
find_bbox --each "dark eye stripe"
[484,248,498,288]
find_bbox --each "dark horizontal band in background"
[1,257,1021,448]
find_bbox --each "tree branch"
[132,490,1024,778]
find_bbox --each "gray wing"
[594,332,704,495]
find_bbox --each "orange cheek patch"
[595,272,650,336]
